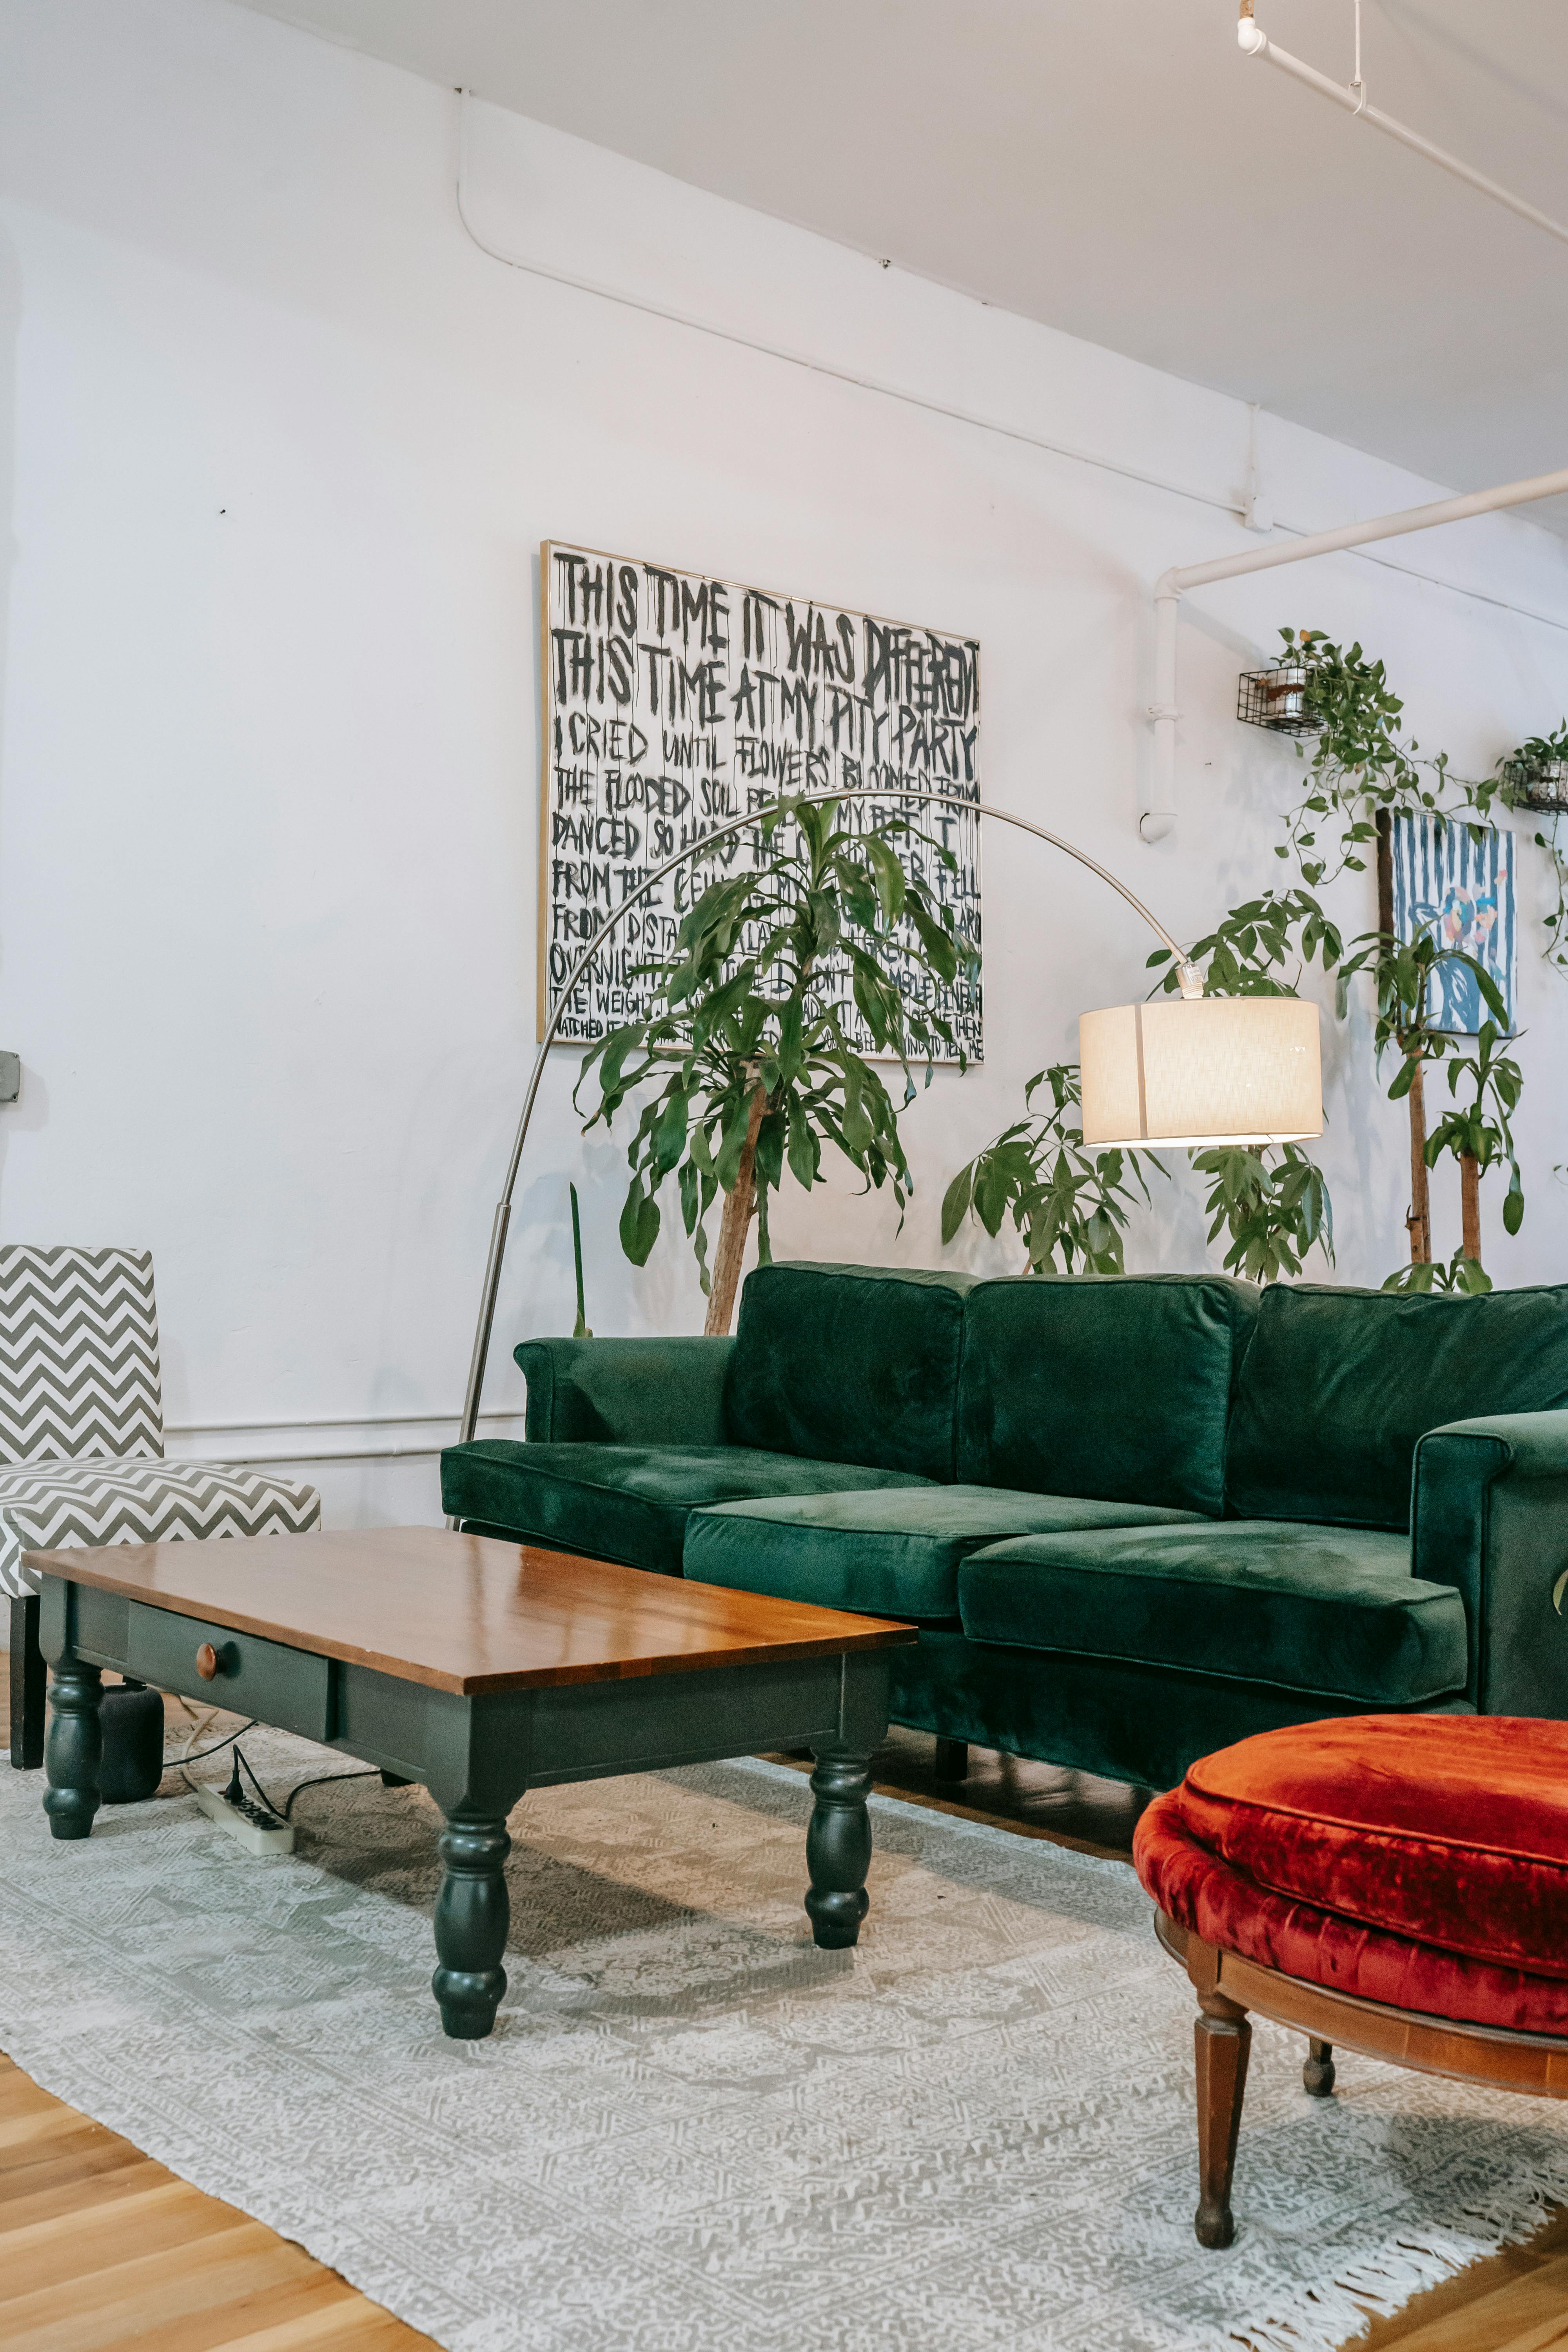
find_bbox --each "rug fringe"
[1228,2183,1563,2352]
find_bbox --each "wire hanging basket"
[1500,755,1568,815]
[1236,661,1325,738]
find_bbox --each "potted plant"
[575,795,979,1335]
[1236,626,1328,738]
[1497,724,1568,815]
[941,1064,1161,1274]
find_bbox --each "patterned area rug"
[2,1734,1566,2352]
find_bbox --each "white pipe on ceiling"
[1145,463,1568,839]
[1235,1,1568,250]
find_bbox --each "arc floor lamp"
[456,789,1320,1446]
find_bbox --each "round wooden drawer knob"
[196,1642,220,1681]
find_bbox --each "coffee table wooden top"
[25,1526,916,1696]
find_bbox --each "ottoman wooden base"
[1158,1912,1568,2248]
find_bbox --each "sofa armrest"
[514,1336,734,1446]
[1411,1410,1568,1714]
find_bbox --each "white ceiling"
[235,0,1568,526]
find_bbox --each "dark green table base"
[38,1575,892,2039]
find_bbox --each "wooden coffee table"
[29,1527,916,2038]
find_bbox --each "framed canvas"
[1390,812,1516,1035]
[539,542,982,1059]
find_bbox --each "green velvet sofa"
[441,1263,1568,1791]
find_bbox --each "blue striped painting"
[1390,813,1516,1035]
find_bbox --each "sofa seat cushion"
[1133,1717,1568,2032]
[724,1262,973,1480]
[682,1486,1205,1623]
[958,1521,1467,1705]
[1225,1280,1568,1532]
[440,1441,933,1580]
[956,1273,1258,1517]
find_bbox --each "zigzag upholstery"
[0,1248,322,1610]
[0,1245,163,1462]
[1,1458,320,1600]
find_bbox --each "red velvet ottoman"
[1132,1715,1568,2247]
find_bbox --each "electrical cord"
[280,1768,382,1822]
[174,1702,259,1793]
[164,1693,392,1825]
[175,1721,257,1769]
[232,1743,382,1825]
[234,1745,287,1824]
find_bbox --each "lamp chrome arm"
[455,788,1198,1449]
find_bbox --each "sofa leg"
[933,1737,969,1783]
[1194,1986,1251,2249]
[9,1593,45,1771]
[1303,2037,1336,2097]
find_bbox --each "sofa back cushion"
[724,1262,973,1480]
[1225,1281,1568,1531]
[955,1273,1258,1516]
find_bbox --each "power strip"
[192,1780,296,1857]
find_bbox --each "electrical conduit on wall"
[453,91,1568,664]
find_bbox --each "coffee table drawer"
[126,1604,330,1740]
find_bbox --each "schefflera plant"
[575,793,979,1335]
[941,1063,1161,1275]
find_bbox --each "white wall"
[2,0,1567,1528]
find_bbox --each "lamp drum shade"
[1078,997,1322,1150]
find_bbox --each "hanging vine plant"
[1220,628,1532,1288]
[1271,627,1463,884]
[1496,722,1568,981]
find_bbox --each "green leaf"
[862,835,907,930]
[651,1083,691,1174]
[786,1094,820,1191]
[715,1092,759,1193]
[618,1180,661,1267]
[941,1163,975,1243]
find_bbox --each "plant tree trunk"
[704,1085,768,1336]
[1406,1053,1432,1265]
[1460,1151,1483,1265]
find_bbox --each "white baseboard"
[162,1408,526,1468]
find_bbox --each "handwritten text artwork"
[539,543,982,1057]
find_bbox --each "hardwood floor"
[0,2054,435,2352]
[2,1675,1561,2348]
[1350,2210,1568,2351]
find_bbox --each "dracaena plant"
[940,1064,1162,1275]
[574,794,978,1335]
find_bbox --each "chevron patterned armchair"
[3,1246,320,1770]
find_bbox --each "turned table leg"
[43,1660,103,1841]
[805,1748,873,1949]
[1303,2037,1336,2096]
[432,1812,510,2039]
[1194,1985,1252,2249]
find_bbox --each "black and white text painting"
[539,542,982,1057]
